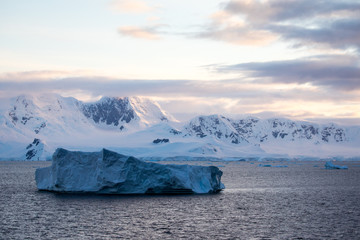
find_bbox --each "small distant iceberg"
[325,161,348,170]
[35,148,225,194]
[258,164,272,167]
[258,164,288,168]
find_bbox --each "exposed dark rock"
[9,111,18,123]
[26,149,36,160]
[20,116,33,125]
[272,131,279,138]
[215,131,222,138]
[229,132,240,143]
[82,97,135,126]
[334,129,345,142]
[27,138,41,149]
[170,129,181,135]
[33,138,40,146]
[321,127,332,142]
[191,125,207,138]
[153,138,170,144]
[34,122,46,134]
[24,138,44,161]
[279,133,288,139]
[292,129,302,137]
[273,120,278,128]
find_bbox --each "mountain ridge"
[0,94,359,160]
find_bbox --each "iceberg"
[325,161,348,170]
[258,164,272,167]
[35,148,225,194]
[258,164,288,168]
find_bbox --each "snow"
[0,93,360,161]
[128,96,177,125]
[325,161,348,170]
[35,148,225,194]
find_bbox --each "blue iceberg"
[325,161,348,170]
[35,148,225,194]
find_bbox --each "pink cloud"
[110,0,153,14]
[118,26,160,40]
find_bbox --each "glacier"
[35,148,225,194]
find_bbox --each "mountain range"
[0,94,359,161]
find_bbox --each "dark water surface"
[1,161,359,239]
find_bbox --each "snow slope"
[0,93,359,160]
[184,115,360,158]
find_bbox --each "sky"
[0,0,359,124]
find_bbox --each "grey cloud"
[269,19,360,50]
[1,72,359,124]
[0,72,358,101]
[0,78,265,100]
[225,0,360,22]
[216,55,360,90]
[0,78,186,98]
[200,0,360,51]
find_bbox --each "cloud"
[215,54,360,90]
[225,0,360,23]
[198,25,276,46]
[269,19,360,50]
[199,0,360,50]
[0,70,96,81]
[0,71,359,123]
[118,26,161,40]
[197,8,276,46]
[110,0,153,14]
[1,70,359,101]
[110,0,164,40]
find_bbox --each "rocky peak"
[24,138,45,161]
[81,97,136,127]
[184,115,248,144]
[80,96,176,130]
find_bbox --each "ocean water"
[1,161,359,239]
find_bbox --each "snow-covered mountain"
[185,114,350,145]
[0,94,176,160]
[3,94,173,137]
[0,94,359,160]
[183,114,360,158]
[81,96,174,130]
[184,115,249,145]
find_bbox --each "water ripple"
[1,161,359,239]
